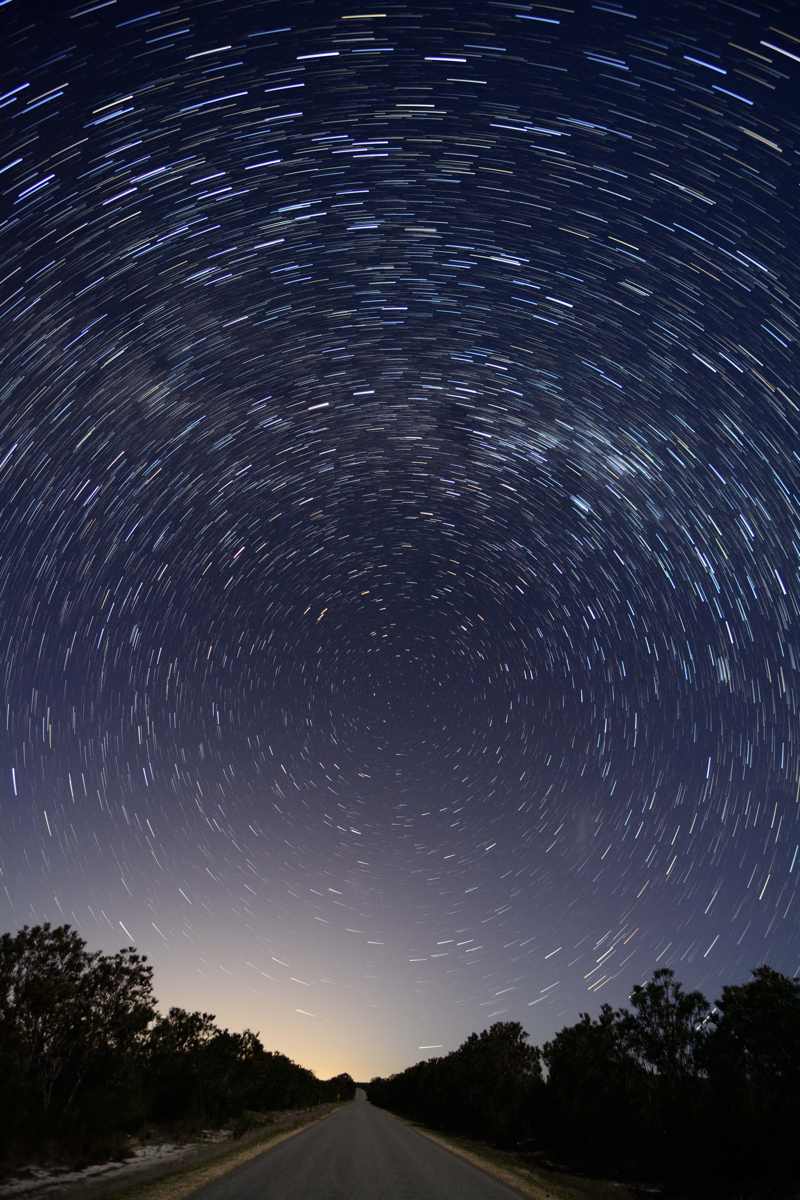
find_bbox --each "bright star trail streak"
[1,0,799,1081]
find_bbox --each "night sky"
[2,0,800,1083]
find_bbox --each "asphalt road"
[187,1090,525,1200]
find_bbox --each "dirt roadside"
[0,1105,345,1200]
[392,1117,649,1200]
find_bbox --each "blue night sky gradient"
[2,0,800,1080]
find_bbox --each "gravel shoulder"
[0,1106,344,1200]
[389,1118,652,1200]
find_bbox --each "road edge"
[95,1105,347,1200]
[383,1114,557,1200]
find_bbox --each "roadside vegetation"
[368,965,800,1196]
[0,923,354,1172]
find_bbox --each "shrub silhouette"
[370,963,800,1189]
[0,923,352,1162]
[3,919,797,1189]
[705,966,800,1178]
[369,1020,542,1146]
[0,923,154,1149]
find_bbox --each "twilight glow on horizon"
[2,0,800,1083]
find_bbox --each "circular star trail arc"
[1,0,799,1075]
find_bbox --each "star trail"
[2,0,799,1080]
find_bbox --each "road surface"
[187,1090,526,1200]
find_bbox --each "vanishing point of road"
[188,1090,526,1200]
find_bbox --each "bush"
[371,965,800,1189]
[369,1021,543,1146]
[0,922,351,1164]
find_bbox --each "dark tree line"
[0,924,354,1160]
[368,965,800,1189]
[368,1021,543,1147]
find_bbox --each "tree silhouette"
[706,966,800,1178]
[0,924,154,1123]
[3,918,799,1190]
[542,1003,640,1167]
[625,967,709,1086]
[369,1021,542,1145]
[451,1021,542,1144]
[708,965,800,1093]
